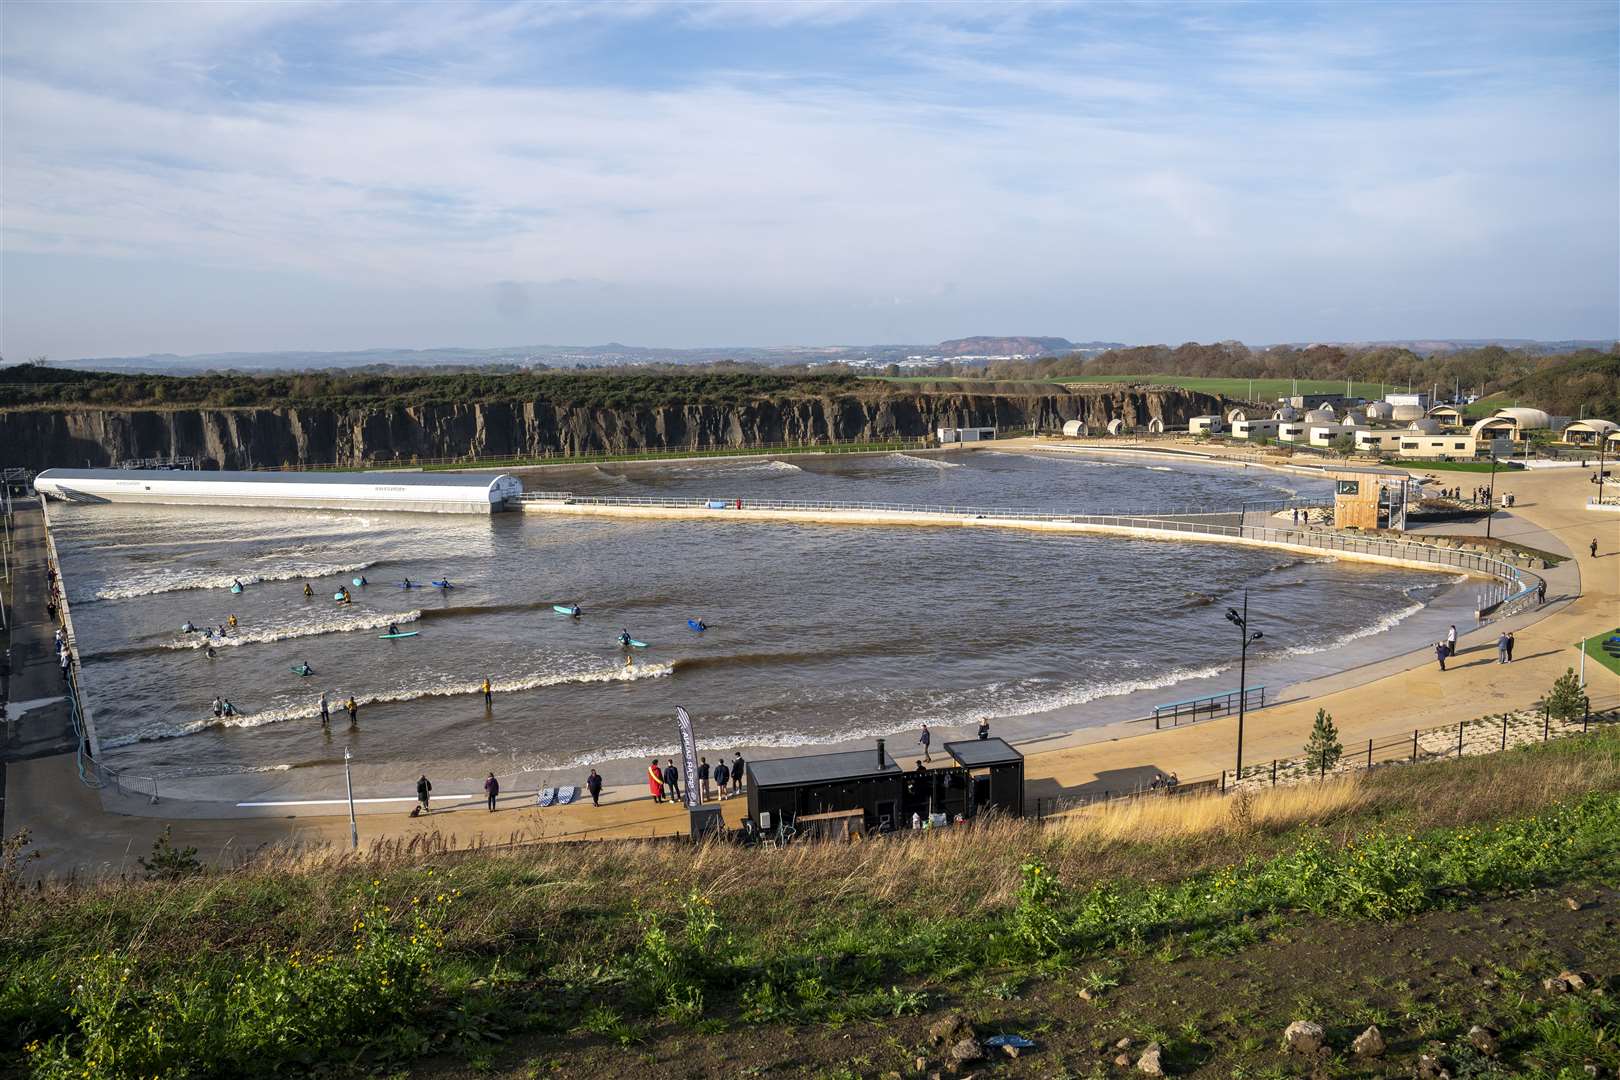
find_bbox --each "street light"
[343,747,358,850]
[1225,590,1264,781]
[1484,446,1499,539]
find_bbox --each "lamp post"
[343,747,358,850]
[1484,447,1498,539]
[1225,590,1264,781]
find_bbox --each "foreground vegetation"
[4,730,1619,1078]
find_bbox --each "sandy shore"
[6,446,1616,877]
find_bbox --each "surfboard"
[333,592,347,601]
[553,604,582,616]
[378,631,419,639]
[687,619,706,632]
[230,584,243,594]
[620,638,650,649]
[352,577,365,587]
[431,581,455,589]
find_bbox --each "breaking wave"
[165,610,423,650]
[98,663,674,748]
[86,562,377,602]
[891,453,962,469]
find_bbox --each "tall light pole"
[1485,446,1499,539]
[1225,590,1264,781]
[344,747,358,850]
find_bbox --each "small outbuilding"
[1470,408,1552,443]
[937,426,997,444]
[1188,415,1223,435]
[1562,418,1619,446]
[1061,419,1085,437]
[1106,418,1131,436]
[1427,405,1464,425]
[1146,417,1165,434]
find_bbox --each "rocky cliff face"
[1,388,1221,470]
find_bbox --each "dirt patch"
[414,885,1619,1078]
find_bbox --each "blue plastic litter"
[985,1034,1036,1049]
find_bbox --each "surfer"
[227,614,238,629]
[295,661,314,677]
[217,624,227,637]
[481,677,492,706]
[303,582,314,598]
[222,699,237,717]
[319,692,330,727]
[182,621,196,633]
[205,645,217,660]
[437,577,452,589]
[212,696,223,717]
[625,654,634,670]
[232,578,243,591]
[402,577,412,589]
[387,622,400,636]
[694,619,707,631]
[619,629,633,648]
[345,696,358,725]
[567,604,581,617]
[357,575,368,587]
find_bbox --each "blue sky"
[2,0,1616,359]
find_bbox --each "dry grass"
[1050,776,1369,846]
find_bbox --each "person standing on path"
[663,760,681,801]
[1446,625,1457,657]
[698,756,710,802]
[918,723,932,762]
[648,759,665,803]
[481,677,493,708]
[1436,641,1448,672]
[484,772,499,812]
[1592,538,1600,559]
[713,760,730,799]
[587,768,603,807]
[731,753,745,795]
[1537,579,1546,605]
[1505,631,1516,662]
[416,774,432,814]
[1497,632,1510,664]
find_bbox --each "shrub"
[1304,708,1344,775]
[1541,667,1589,721]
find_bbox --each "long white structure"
[33,468,523,514]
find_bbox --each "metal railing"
[1153,686,1267,729]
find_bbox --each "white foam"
[1284,600,1426,656]
[165,610,423,650]
[98,663,674,748]
[892,453,962,470]
[89,561,377,602]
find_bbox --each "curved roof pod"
[1272,405,1300,422]
[1407,418,1443,434]
[1491,407,1552,428]
[1227,409,1248,424]
[1365,401,1395,420]
[1061,419,1085,437]
[32,468,523,514]
[1391,404,1426,422]
[1303,408,1337,423]
[1562,419,1619,442]
[1107,417,1131,436]
[1146,417,1165,433]
[1470,416,1517,439]
[1340,411,1368,427]
[1427,405,1463,422]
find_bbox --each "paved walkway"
[5,460,1616,878]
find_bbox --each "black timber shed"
[745,737,1025,834]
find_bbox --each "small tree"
[139,825,202,881]
[1331,433,1357,457]
[1304,707,1343,775]
[1541,667,1589,721]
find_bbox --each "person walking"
[587,768,603,807]
[1592,538,1600,558]
[731,753,745,795]
[1445,624,1457,658]
[1496,632,1510,664]
[319,691,330,727]
[648,759,665,803]
[713,760,730,799]
[483,772,499,812]
[663,760,681,801]
[918,723,932,762]
[698,756,710,802]
[1505,631,1516,662]
[481,677,493,708]
[1435,641,1448,672]
[416,774,432,814]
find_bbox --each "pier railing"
[1152,686,1267,729]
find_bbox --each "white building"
[1386,392,1431,410]
[1188,415,1224,435]
[1354,430,1406,454]
[1562,418,1618,446]
[1231,418,1283,440]
[34,469,524,514]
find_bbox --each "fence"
[1152,686,1267,729]
[1033,696,1619,821]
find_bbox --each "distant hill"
[934,336,1076,357]
[1269,339,1612,357]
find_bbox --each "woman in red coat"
[647,759,666,803]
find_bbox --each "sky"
[2,0,1617,360]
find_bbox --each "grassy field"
[1056,375,1388,401]
[5,722,1619,1078]
[1584,628,1620,679]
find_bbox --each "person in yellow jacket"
[481,677,492,707]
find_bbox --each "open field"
[6,726,1619,1078]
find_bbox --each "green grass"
[1054,375,1388,401]
[1398,458,1526,472]
[1583,628,1620,679]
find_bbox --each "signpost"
[676,706,724,839]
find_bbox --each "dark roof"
[34,468,510,490]
[944,737,1023,768]
[746,747,903,788]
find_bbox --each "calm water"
[52,451,1457,797]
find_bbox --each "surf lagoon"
[51,449,1479,805]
